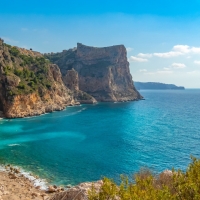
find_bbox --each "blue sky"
[1,0,200,88]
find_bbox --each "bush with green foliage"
[1,43,54,97]
[9,47,20,57]
[88,156,200,200]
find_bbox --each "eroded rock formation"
[50,180,103,200]
[0,39,76,118]
[46,43,142,102]
[63,68,97,104]
[0,39,142,118]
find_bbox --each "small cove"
[0,89,200,186]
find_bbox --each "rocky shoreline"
[0,164,102,200]
[0,165,51,200]
[0,163,174,200]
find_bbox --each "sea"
[0,89,200,186]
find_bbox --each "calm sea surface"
[0,89,200,185]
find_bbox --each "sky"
[1,0,200,88]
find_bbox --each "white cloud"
[144,72,155,75]
[139,69,147,72]
[137,53,153,58]
[163,67,171,70]
[194,60,200,65]
[144,70,173,75]
[129,56,148,62]
[187,70,200,75]
[157,70,173,74]
[172,45,190,53]
[171,63,186,69]
[135,44,200,59]
[173,45,200,54]
[126,47,133,52]
[191,47,200,54]
[153,51,183,58]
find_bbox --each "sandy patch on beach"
[0,170,52,200]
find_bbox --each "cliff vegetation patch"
[1,42,53,97]
[89,156,200,200]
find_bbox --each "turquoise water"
[0,89,200,186]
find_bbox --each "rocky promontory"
[0,39,75,118]
[0,39,142,118]
[45,43,142,102]
[134,82,185,90]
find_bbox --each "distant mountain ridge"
[134,82,185,90]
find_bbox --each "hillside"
[0,39,75,118]
[0,39,142,118]
[134,82,185,90]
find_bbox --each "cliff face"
[46,43,142,102]
[63,69,97,104]
[0,39,75,118]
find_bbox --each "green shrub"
[17,83,26,90]
[9,47,20,56]
[4,44,11,48]
[2,44,54,95]
[19,55,35,65]
[88,157,200,200]
[14,69,22,76]
[30,71,35,78]
[33,77,38,84]
[23,68,31,78]
[28,81,35,87]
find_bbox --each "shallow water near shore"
[0,89,200,186]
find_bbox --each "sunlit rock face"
[0,39,75,118]
[46,43,142,102]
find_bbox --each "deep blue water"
[0,89,200,186]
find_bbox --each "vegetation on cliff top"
[89,156,200,200]
[1,41,53,97]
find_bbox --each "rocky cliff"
[45,43,142,102]
[0,39,75,118]
[63,68,97,104]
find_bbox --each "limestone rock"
[0,41,76,118]
[63,68,97,104]
[74,90,97,104]
[6,75,21,87]
[46,43,142,102]
[63,68,79,91]
[48,186,57,193]
[50,180,103,200]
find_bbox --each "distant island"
[134,82,185,90]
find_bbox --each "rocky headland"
[134,82,185,90]
[0,39,142,118]
[0,39,76,118]
[45,43,142,102]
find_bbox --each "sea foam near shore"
[0,164,49,190]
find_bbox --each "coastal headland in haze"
[134,82,185,90]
